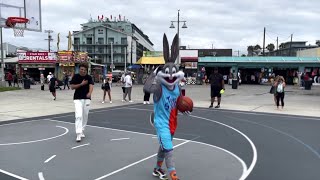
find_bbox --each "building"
[0,42,19,57]
[297,47,320,57]
[265,41,318,56]
[198,56,320,85]
[72,17,154,71]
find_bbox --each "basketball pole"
[0,27,4,84]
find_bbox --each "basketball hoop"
[5,17,29,37]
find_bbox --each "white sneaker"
[143,101,146,105]
[102,101,105,104]
[122,99,126,102]
[129,100,133,103]
[110,101,112,104]
[147,101,150,104]
[76,134,81,142]
[81,132,85,138]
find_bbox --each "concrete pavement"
[0,83,319,122]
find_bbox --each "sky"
[2,0,320,56]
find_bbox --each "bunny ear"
[170,34,179,63]
[163,34,170,63]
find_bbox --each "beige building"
[297,47,320,57]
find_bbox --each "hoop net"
[6,17,29,37]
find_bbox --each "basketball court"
[0,104,320,180]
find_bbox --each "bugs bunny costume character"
[144,34,189,180]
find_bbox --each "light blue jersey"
[154,84,180,150]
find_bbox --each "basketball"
[176,96,193,112]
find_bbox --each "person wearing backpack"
[274,76,286,109]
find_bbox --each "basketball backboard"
[0,0,42,32]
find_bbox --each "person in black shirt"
[49,75,58,100]
[70,63,94,142]
[209,67,225,108]
[101,77,112,104]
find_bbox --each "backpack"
[277,83,284,93]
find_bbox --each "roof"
[199,56,320,63]
[135,57,165,65]
[4,57,18,63]
[73,25,130,36]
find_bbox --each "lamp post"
[170,9,187,65]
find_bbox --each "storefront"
[18,52,57,81]
[56,51,89,80]
[198,57,320,85]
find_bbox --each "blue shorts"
[157,130,173,152]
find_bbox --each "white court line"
[0,169,28,180]
[94,140,191,180]
[71,143,90,150]
[189,114,257,180]
[193,107,320,120]
[122,107,254,180]
[110,138,130,141]
[48,116,248,180]
[44,155,56,163]
[0,126,69,146]
[46,119,187,142]
[38,172,45,180]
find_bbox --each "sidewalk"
[0,83,319,122]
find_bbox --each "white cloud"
[2,0,319,56]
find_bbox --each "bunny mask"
[156,34,185,90]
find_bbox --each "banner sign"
[18,52,57,63]
[143,51,163,57]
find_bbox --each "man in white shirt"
[47,72,52,83]
[122,72,133,102]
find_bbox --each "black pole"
[276,37,278,56]
[263,27,266,56]
[177,10,180,64]
[289,34,293,56]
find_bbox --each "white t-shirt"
[124,75,132,87]
[47,74,52,82]
[277,83,284,93]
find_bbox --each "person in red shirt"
[7,72,13,87]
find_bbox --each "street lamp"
[170,9,187,65]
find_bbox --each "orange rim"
[6,17,29,26]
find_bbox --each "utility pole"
[124,47,127,72]
[263,27,266,56]
[44,30,54,52]
[0,27,4,84]
[276,37,278,56]
[289,34,293,56]
[110,41,113,72]
[170,10,187,65]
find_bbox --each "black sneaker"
[215,105,220,108]
[209,105,213,108]
[153,168,168,180]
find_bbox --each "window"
[98,29,104,34]
[86,38,92,44]
[121,38,127,45]
[97,38,104,44]
[87,47,93,53]
[98,47,104,53]
[108,38,114,44]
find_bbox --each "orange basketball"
[176,96,193,112]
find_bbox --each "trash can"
[304,80,312,90]
[232,79,238,89]
[23,79,31,89]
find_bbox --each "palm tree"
[247,46,254,56]
[266,43,275,52]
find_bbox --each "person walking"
[274,76,286,110]
[63,72,70,90]
[70,63,94,142]
[123,72,133,102]
[7,71,13,87]
[209,67,225,108]
[102,77,112,104]
[40,74,45,90]
[13,73,19,87]
[49,74,58,100]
